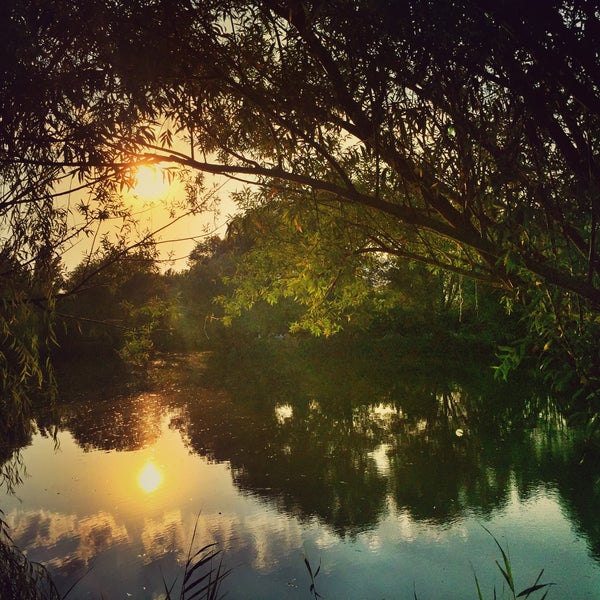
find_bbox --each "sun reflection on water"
[138,461,163,493]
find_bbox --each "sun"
[131,165,172,201]
[138,461,163,493]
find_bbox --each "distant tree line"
[52,231,517,367]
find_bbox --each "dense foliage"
[1,0,600,411]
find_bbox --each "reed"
[0,509,554,600]
[0,508,228,600]
[473,525,555,600]
[163,518,230,600]
[303,552,322,599]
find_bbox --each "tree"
[1,0,206,394]
[57,242,174,364]
[2,0,600,403]
[171,236,237,348]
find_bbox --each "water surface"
[2,345,600,598]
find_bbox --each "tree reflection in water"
[1,339,599,560]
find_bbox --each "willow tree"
[2,0,600,405]
[1,0,204,400]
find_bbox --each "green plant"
[163,519,230,600]
[303,552,322,599]
[0,509,60,600]
[474,526,554,599]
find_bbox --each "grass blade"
[517,583,554,598]
[303,552,322,599]
[183,543,220,586]
[482,524,515,593]
[495,559,515,593]
[517,568,544,598]
[303,553,313,579]
[474,572,484,600]
[182,547,228,599]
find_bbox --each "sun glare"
[131,165,171,200]
[138,461,163,493]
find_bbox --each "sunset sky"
[60,165,238,273]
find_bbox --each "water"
[2,345,600,598]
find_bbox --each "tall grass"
[163,518,230,600]
[0,509,228,600]
[303,552,322,599]
[472,525,554,600]
[0,509,552,600]
[304,526,555,600]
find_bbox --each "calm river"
[2,340,600,598]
